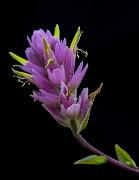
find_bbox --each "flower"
[9,24,102,133]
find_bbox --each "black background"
[1,0,139,178]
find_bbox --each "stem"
[72,131,139,175]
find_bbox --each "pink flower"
[9,25,102,133]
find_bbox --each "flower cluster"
[9,25,102,133]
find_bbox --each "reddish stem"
[73,131,139,175]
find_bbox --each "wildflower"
[9,24,102,133]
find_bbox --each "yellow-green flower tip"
[9,52,28,65]
[70,27,81,51]
[54,24,60,39]
[12,68,32,79]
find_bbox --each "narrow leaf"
[54,24,60,39]
[77,83,103,134]
[9,52,27,65]
[70,27,81,51]
[74,155,107,165]
[12,68,32,79]
[77,105,92,134]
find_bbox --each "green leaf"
[76,83,103,134]
[115,144,138,169]
[54,24,60,39]
[76,105,92,134]
[12,68,32,79]
[74,155,107,165]
[9,52,27,65]
[70,27,81,51]
[80,106,91,132]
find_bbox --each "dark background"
[1,0,139,178]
